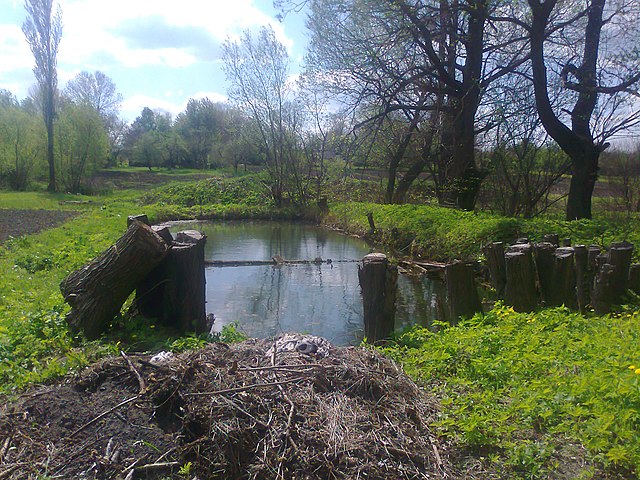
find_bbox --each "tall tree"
[64,71,122,121]
[22,0,62,192]
[222,26,304,206]
[527,0,640,220]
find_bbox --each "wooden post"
[534,242,556,305]
[483,242,506,296]
[60,221,169,339]
[136,230,207,333]
[504,246,537,312]
[574,245,590,312]
[366,212,376,235]
[358,253,397,343]
[553,247,576,308]
[542,234,559,246]
[628,264,640,295]
[593,264,615,315]
[608,241,634,303]
[445,261,482,323]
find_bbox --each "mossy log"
[60,221,169,340]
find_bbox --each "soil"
[0,339,478,480]
[0,209,80,244]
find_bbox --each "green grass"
[383,304,640,478]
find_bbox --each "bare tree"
[222,26,305,206]
[527,0,640,219]
[22,0,62,192]
[64,71,122,121]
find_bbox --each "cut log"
[483,242,506,296]
[136,230,207,333]
[358,253,397,344]
[60,221,169,339]
[593,264,615,315]
[608,241,634,303]
[152,225,173,244]
[445,261,482,323]
[504,250,537,312]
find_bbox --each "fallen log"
[60,221,169,339]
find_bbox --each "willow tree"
[22,0,62,192]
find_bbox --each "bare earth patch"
[0,340,474,480]
[0,209,80,244]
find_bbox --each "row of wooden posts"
[359,236,639,343]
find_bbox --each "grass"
[383,304,640,478]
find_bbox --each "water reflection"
[170,221,442,345]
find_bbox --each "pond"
[172,221,442,345]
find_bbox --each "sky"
[0,0,308,122]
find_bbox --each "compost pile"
[0,338,459,479]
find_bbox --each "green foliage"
[384,304,640,477]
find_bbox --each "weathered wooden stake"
[445,261,482,322]
[504,245,537,312]
[628,264,640,296]
[358,253,397,343]
[60,221,169,339]
[483,242,506,296]
[574,245,590,312]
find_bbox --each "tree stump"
[504,249,537,312]
[483,242,506,296]
[136,230,207,334]
[358,253,397,343]
[60,221,169,339]
[445,261,482,323]
[608,241,634,303]
[127,214,150,227]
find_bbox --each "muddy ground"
[0,209,80,245]
[0,339,480,480]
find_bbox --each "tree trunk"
[358,253,397,344]
[566,151,599,220]
[60,221,169,339]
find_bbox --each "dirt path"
[0,209,80,244]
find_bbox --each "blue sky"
[0,0,308,122]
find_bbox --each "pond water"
[172,221,442,345]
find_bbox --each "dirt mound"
[0,209,80,244]
[0,339,460,479]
